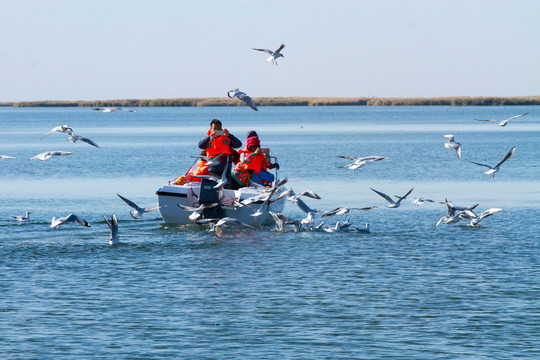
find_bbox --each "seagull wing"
[42,126,61,138]
[478,208,502,220]
[237,93,258,111]
[274,43,285,54]
[493,147,515,168]
[297,190,321,200]
[336,155,358,161]
[74,135,99,148]
[370,187,395,204]
[65,214,90,227]
[349,206,378,211]
[296,198,318,214]
[506,110,531,121]
[474,119,500,122]
[467,160,492,169]
[253,48,273,55]
[117,193,141,211]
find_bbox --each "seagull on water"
[443,135,462,159]
[28,151,73,161]
[253,43,285,65]
[0,155,15,159]
[370,187,414,208]
[117,193,166,219]
[227,89,258,111]
[468,146,515,178]
[42,125,73,139]
[104,214,119,245]
[50,214,91,229]
[213,217,254,237]
[12,211,31,222]
[474,110,531,127]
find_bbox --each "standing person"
[198,119,242,176]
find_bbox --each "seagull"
[227,89,258,111]
[92,107,136,112]
[28,151,73,161]
[117,193,166,219]
[104,214,119,245]
[467,146,515,178]
[12,211,31,222]
[42,125,74,139]
[443,134,462,159]
[214,217,254,237]
[287,189,321,203]
[474,110,531,127]
[458,208,503,227]
[370,187,414,208]
[353,223,371,233]
[50,214,91,229]
[321,206,377,217]
[177,202,219,222]
[253,43,285,65]
[191,152,224,167]
[323,220,351,233]
[250,178,289,217]
[0,155,15,159]
[434,199,479,229]
[409,197,439,206]
[68,134,99,148]
[269,212,300,232]
[336,155,388,170]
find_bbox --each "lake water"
[1,106,539,359]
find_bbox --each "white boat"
[156,165,286,226]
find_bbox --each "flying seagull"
[321,206,377,217]
[104,214,119,245]
[117,193,166,219]
[458,208,503,227]
[68,134,99,148]
[336,155,388,171]
[370,187,414,208]
[92,107,136,112]
[443,134,462,159]
[253,43,285,65]
[12,211,31,222]
[474,110,531,127]
[42,125,73,139]
[227,88,258,111]
[467,146,515,178]
[28,151,73,161]
[50,214,91,229]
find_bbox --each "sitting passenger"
[230,136,267,189]
[245,130,279,186]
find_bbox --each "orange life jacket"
[191,160,208,182]
[205,130,232,157]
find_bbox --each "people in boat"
[244,130,279,186]
[198,119,242,177]
[230,136,267,189]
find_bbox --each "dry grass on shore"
[1,96,538,108]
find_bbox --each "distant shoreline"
[1,96,539,108]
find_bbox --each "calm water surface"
[1,106,539,359]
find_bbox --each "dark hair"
[210,119,222,128]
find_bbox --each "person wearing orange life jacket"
[245,130,279,185]
[230,136,268,189]
[198,119,241,177]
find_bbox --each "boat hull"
[156,182,285,226]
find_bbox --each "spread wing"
[494,147,515,168]
[253,48,273,55]
[370,187,394,204]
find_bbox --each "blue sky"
[1,0,538,101]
